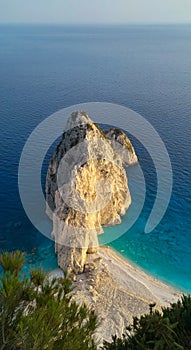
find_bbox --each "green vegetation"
[0,251,97,350]
[0,251,25,275]
[102,295,191,350]
[1,251,191,350]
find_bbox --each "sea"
[0,24,191,293]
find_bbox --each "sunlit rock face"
[46,112,138,274]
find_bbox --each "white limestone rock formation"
[46,112,138,274]
[105,128,138,166]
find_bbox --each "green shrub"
[102,296,191,350]
[0,251,97,350]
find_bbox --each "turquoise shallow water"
[0,24,191,292]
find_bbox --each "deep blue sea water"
[0,24,191,292]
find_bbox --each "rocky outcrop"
[46,112,137,274]
[105,128,138,166]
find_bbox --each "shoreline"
[102,245,184,295]
[49,246,182,345]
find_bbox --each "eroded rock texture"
[46,112,137,273]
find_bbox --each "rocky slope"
[46,112,137,274]
[49,247,181,347]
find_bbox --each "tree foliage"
[0,251,97,350]
[102,295,191,350]
[0,251,25,275]
[1,251,191,350]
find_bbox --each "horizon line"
[0,21,191,26]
